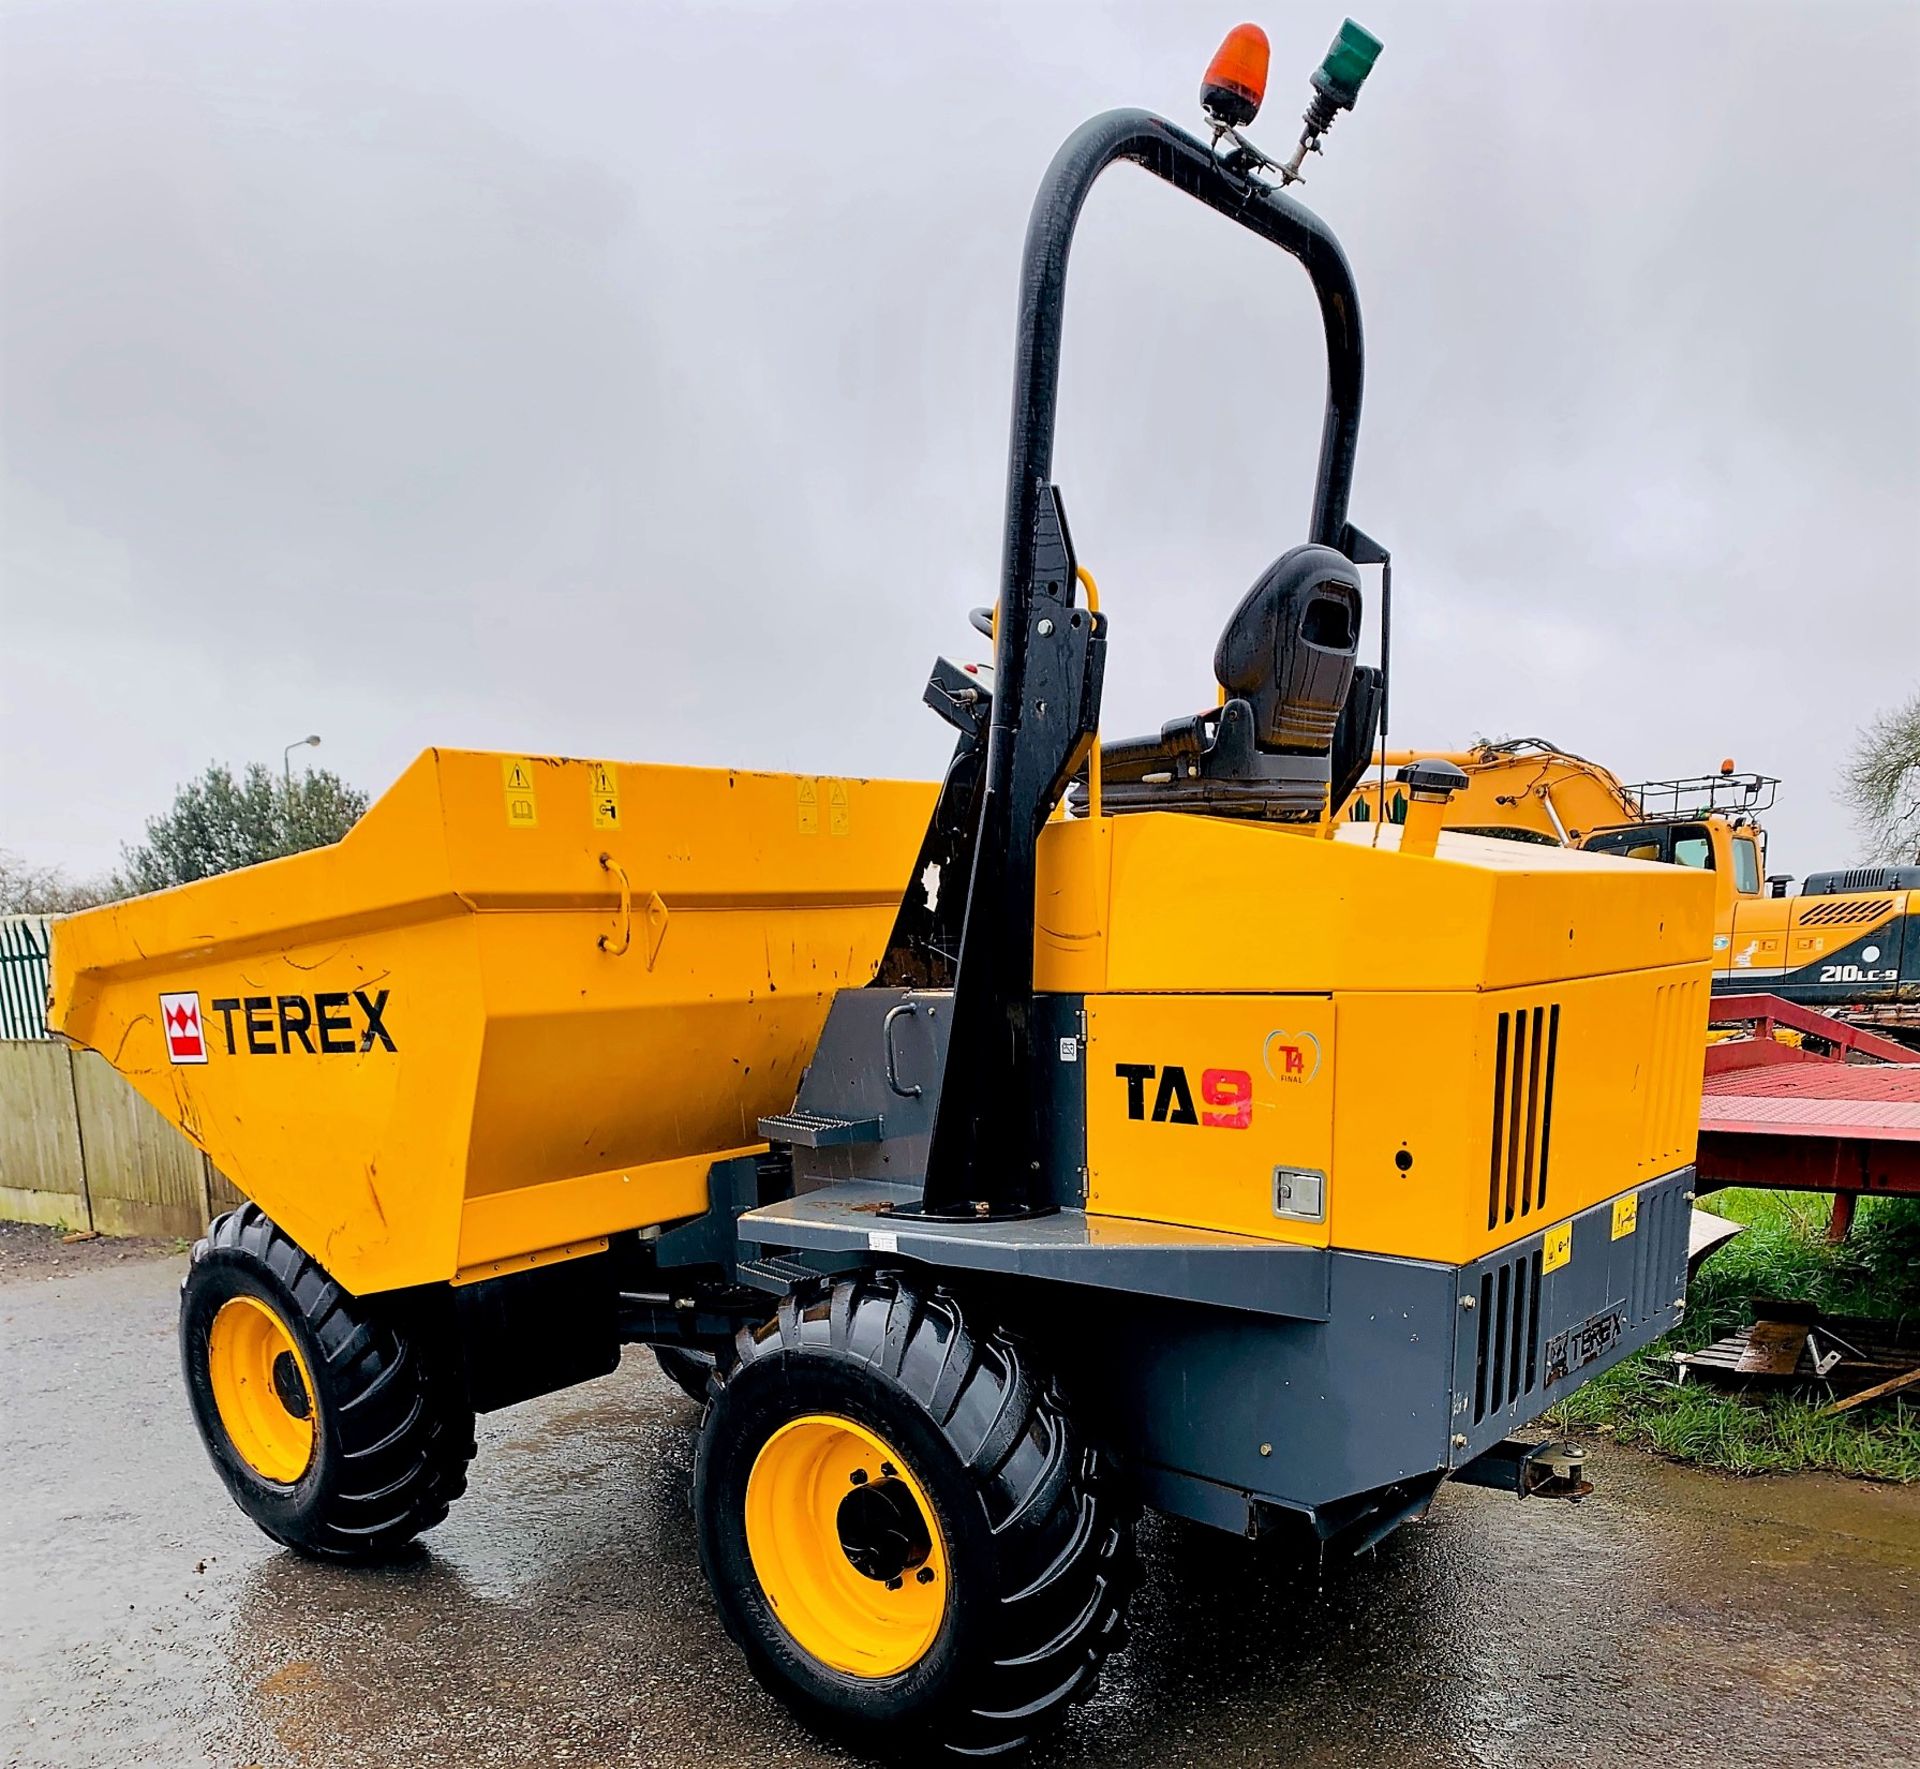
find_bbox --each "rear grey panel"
[1058,1168,1693,1514]
[1059,1249,1459,1513]
[1450,1167,1692,1463]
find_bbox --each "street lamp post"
[283,734,322,788]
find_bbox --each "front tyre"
[694,1275,1134,1758]
[180,1203,475,1560]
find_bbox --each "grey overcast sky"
[2,0,1916,878]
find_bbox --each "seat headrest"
[1213,543,1364,755]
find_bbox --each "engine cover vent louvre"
[1797,898,1894,927]
[1487,1003,1560,1230]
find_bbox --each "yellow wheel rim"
[207,1295,316,1484]
[745,1413,949,1678]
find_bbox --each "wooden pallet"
[1672,1310,1918,1399]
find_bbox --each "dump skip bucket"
[51,750,933,1294]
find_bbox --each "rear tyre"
[653,1344,716,1403]
[694,1274,1134,1759]
[180,1203,476,1560]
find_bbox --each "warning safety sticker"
[589,761,622,831]
[502,757,538,829]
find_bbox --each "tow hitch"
[1451,1437,1594,1502]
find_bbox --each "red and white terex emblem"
[159,992,208,1065]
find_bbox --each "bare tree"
[0,850,122,914]
[1842,690,1920,865]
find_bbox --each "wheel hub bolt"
[916,1566,936,1584]
[849,1468,869,1486]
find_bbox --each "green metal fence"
[0,916,51,1039]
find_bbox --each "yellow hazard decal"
[1542,1221,1572,1273]
[589,761,622,831]
[828,778,850,837]
[797,777,819,835]
[1611,1193,1639,1240]
[502,757,538,829]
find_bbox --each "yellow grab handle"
[597,853,633,956]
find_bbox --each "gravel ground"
[0,1219,183,1279]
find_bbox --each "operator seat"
[1085,543,1376,819]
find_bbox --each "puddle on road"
[6,1260,1916,1769]
[207,1381,1920,1769]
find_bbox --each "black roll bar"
[919,107,1369,1218]
[1001,107,1364,594]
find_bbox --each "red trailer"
[1700,995,1920,1239]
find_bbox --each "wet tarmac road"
[4,1247,1917,1769]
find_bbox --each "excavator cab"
[1583,821,1718,872]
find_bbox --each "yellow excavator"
[1345,738,1919,1038]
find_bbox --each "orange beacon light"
[1201,24,1271,130]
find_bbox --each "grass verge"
[1549,1190,1920,1482]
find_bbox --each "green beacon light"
[1277,17,1383,185]
[1313,18,1384,112]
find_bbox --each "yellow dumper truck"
[50,25,1712,1759]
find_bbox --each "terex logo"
[206,990,398,1056]
[1114,1063,1252,1129]
[159,992,208,1065]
